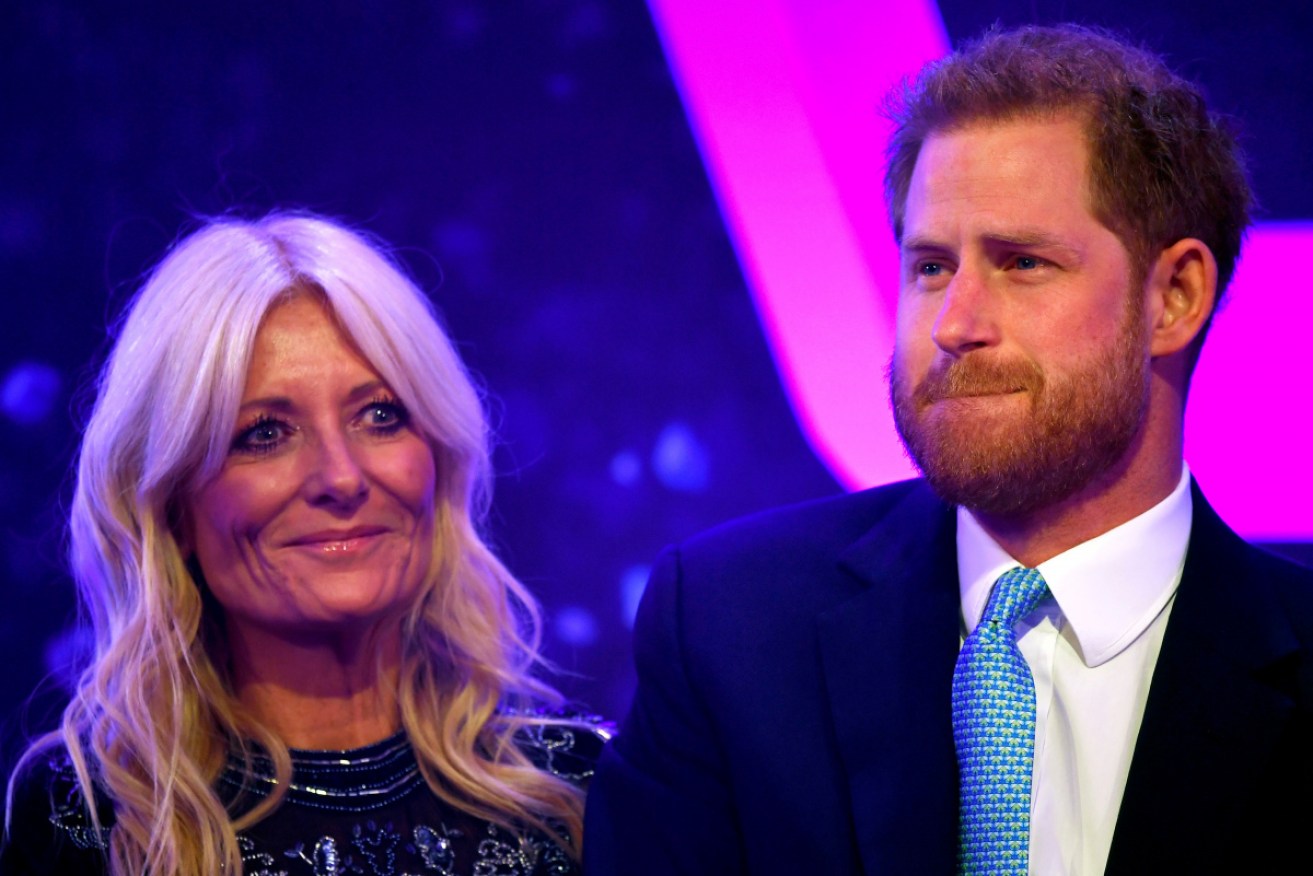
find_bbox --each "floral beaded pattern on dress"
[237,808,573,875]
[44,755,112,851]
[33,714,608,876]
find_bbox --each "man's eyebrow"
[899,231,1084,257]
[899,235,951,254]
[981,230,1080,252]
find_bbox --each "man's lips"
[924,387,1027,402]
[910,356,1044,407]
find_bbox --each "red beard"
[890,300,1149,518]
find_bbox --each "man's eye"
[918,262,944,277]
[1014,256,1042,270]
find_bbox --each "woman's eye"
[232,418,289,454]
[362,399,409,433]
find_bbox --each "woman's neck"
[225,619,405,749]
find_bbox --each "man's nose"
[931,266,1001,356]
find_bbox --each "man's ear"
[1146,238,1218,357]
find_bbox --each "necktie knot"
[980,566,1049,631]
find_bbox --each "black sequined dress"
[0,721,607,876]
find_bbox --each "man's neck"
[972,457,1185,568]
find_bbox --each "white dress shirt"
[956,465,1192,875]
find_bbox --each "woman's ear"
[184,553,207,587]
[168,497,194,556]
[1147,237,1218,358]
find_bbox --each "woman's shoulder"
[512,710,614,788]
[2,744,113,874]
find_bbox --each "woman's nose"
[304,432,368,510]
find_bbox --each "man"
[583,23,1313,875]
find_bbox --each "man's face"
[890,115,1151,518]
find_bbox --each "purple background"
[2,0,1309,774]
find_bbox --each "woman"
[1,213,605,875]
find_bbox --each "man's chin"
[900,413,1088,518]
[921,467,1062,518]
[913,447,1046,517]
[918,401,1030,445]
[910,430,1126,519]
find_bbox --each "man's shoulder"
[1191,485,1313,584]
[1231,540,1313,613]
[1238,540,1313,583]
[677,478,941,560]
[1188,484,1313,626]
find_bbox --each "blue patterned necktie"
[953,567,1051,875]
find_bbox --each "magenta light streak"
[649,0,1313,539]
[1185,222,1313,539]
[647,0,946,487]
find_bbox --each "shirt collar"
[957,465,1192,667]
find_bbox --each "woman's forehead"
[242,295,382,399]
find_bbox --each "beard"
[890,298,1149,519]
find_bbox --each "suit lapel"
[818,482,962,875]
[1105,484,1301,873]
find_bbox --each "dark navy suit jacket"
[584,479,1313,874]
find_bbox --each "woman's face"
[184,294,437,644]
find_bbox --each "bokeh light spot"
[554,605,599,646]
[609,449,643,486]
[651,421,709,492]
[1,361,62,425]
[44,625,94,693]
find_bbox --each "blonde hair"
[14,213,583,875]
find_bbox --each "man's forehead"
[926,104,1096,143]
[914,109,1095,185]
[918,111,1092,158]
[904,115,1102,237]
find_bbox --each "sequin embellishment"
[39,717,605,875]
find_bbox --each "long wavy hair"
[11,213,584,875]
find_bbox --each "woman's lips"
[283,527,390,554]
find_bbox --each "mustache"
[910,356,1045,406]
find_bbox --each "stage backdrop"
[1,0,1308,775]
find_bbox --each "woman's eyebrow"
[235,380,390,414]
